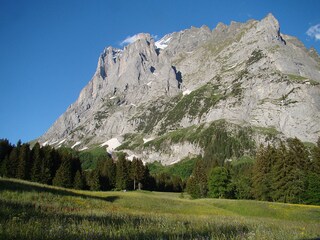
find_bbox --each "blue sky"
[0,0,319,144]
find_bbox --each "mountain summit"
[39,14,320,164]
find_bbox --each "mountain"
[39,14,320,165]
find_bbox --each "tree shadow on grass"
[0,178,119,202]
[0,199,250,240]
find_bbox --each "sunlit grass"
[0,178,319,239]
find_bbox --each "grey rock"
[39,13,320,164]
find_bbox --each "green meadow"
[0,178,319,239]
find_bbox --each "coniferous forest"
[0,137,319,205]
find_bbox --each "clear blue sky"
[0,0,319,144]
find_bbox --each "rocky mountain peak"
[39,14,320,165]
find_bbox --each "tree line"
[0,140,184,192]
[186,137,320,205]
[1,136,319,205]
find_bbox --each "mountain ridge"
[39,13,320,164]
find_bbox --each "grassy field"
[0,178,319,239]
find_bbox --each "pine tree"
[231,158,254,199]
[17,143,31,180]
[98,157,116,190]
[304,172,320,205]
[74,170,85,190]
[131,158,145,190]
[186,175,200,198]
[31,143,42,182]
[87,170,101,191]
[208,167,231,198]
[42,147,54,184]
[52,156,73,188]
[0,155,9,177]
[0,139,12,163]
[7,147,19,178]
[116,154,130,190]
[252,144,273,201]
[312,137,320,174]
[271,142,289,202]
[186,159,207,198]
[285,138,308,203]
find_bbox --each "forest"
[0,137,319,205]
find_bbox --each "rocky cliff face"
[39,14,320,164]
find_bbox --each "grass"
[160,83,223,131]
[286,74,308,82]
[1,178,319,239]
[252,126,280,136]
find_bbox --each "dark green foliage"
[131,158,145,190]
[97,157,116,190]
[73,170,85,190]
[231,157,254,199]
[202,122,255,168]
[208,167,232,198]
[7,147,19,178]
[1,135,319,206]
[186,176,200,199]
[311,137,320,174]
[251,138,320,205]
[16,144,32,180]
[304,172,320,205]
[153,172,183,192]
[0,139,13,169]
[115,154,131,190]
[147,157,197,180]
[86,170,101,191]
[52,155,74,188]
[79,147,108,170]
[252,145,273,201]
[40,146,57,184]
[186,159,207,198]
[30,143,42,182]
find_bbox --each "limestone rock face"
[39,14,320,164]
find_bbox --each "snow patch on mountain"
[155,36,172,49]
[71,141,81,149]
[183,89,192,95]
[101,138,121,153]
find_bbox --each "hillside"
[1,178,320,239]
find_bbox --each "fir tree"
[131,158,145,190]
[116,154,130,190]
[186,159,207,198]
[74,170,85,190]
[271,142,289,202]
[40,146,55,184]
[98,157,116,190]
[0,139,12,163]
[7,147,19,178]
[312,137,320,174]
[87,170,101,191]
[304,172,320,205]
[208,167,231,198]
[186,175,200,198]
[17,143,31,180]
[31,143,42,182]
[285,138,308,203]
[252,144,273,201]
[52,155,73,188]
